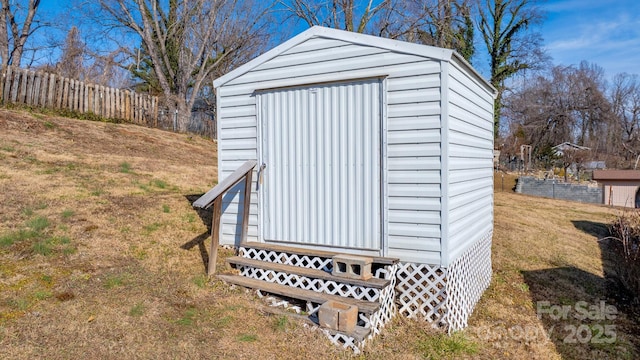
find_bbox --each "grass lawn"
[0,109,637,359]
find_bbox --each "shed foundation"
[231,230,492,352]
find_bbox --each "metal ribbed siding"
[259,79,381,250]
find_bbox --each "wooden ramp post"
[193,160,257,276]
[209,197,222,276]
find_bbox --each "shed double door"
[259,78,382,251]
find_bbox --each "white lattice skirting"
[395,231,492,332]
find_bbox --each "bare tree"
[0,0,41,68]
[570,62,610,149]
[279,0,392,33]
[558,147,588,182]
[477,0,546,138]
[610,73,640,159]
[402,0,475,62]
[503,62,615,170]
[56,26,85,79]
[94,0,271,132]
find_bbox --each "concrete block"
[332,254,373,280]
[318,300,358,333]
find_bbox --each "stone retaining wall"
[515,176,603,204]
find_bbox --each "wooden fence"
[0,65,158,125]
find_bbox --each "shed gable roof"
[214,26,494,93]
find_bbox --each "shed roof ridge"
[213,26,456,88]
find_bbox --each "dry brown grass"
[0,108,638,359]
[463,193,639,359]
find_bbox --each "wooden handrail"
[193,160,257,209]
[193,160,257,276]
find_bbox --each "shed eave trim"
[451,52,496,96]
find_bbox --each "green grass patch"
[152,179,167,189]
[142,222,162,235]
[62,245,77,255]
[32,240,53,256]
[0,145,15,152]
[119,162,132,173]
[34,290,52,300]
[40,166,62,175]
[129,245,147,260]
[162,204,170,213]
[61,210,75,219]
[27,216,50,232]
[415,332,478,359]
[29,234,71,257]
[0,216,75,256]
[223,305,242,312]
[0,229,39,247]
[8,298,29,311]
[191,274,208,288]
[214,315,233,328]
[90,188,104,196]
[273,315,290,332]
[104,275,125,289]
[0,232,17,247]
[40,274,53,284]
[137,182,150,192]
[22,207,34,216]
[58,236,70,245]
[182,213,196,223]
[238,334,257,342]
[176,308,197,326]
[129,303,145,317]
[43,121,56,129]
[24,155,39,164]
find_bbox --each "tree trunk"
[165,96,190,133]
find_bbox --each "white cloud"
[541,2,640,75]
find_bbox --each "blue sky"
[37,0,640,78]
[541,0,640,76]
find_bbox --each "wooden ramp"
[217,242,399,351]
[217,274,380,315]
[226,256,390,289]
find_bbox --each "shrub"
[608,212,640,301]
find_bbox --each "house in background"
[552,142,590,156]
[585,161,606,171]
[592,170,640,207]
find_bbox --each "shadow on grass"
[571,220,609,239]
[182,194,211,273]
[184,194,212,232]
[520,220,639,359]
[572,220,636,306]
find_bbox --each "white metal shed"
[213,26,495,331]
